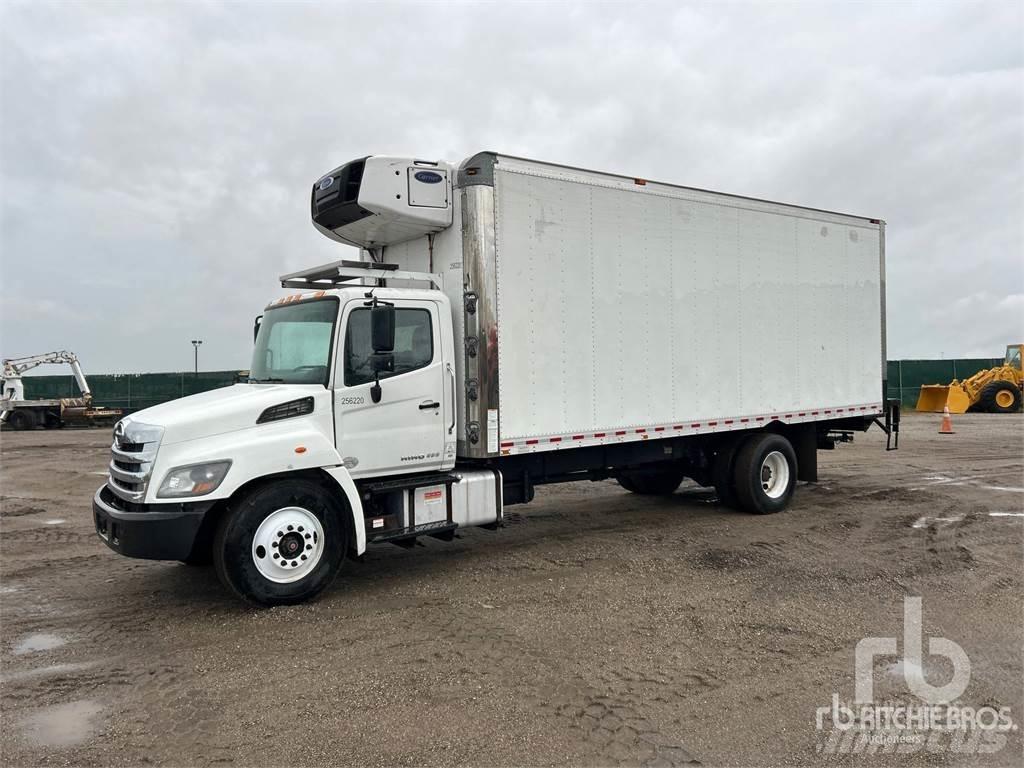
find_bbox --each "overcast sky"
[1,1,1022,374]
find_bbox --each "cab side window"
[344,308,433,386]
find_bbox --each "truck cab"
[252,286,458,478]
[93,266,498,606]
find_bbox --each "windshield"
[1007,345,1022,369]
[250,298,338,385]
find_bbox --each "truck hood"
[124,384,330,446]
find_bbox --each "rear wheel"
[616,466,685,495]
[978,380,1022,413]
[213,478,349,606]
[732,433,797,514]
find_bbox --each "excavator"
[917,344,1023,414]
[1,351,122,430]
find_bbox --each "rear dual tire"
[617,431,798,514]
[213,479,349,606]
[731,433,798,514]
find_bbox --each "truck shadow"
[146,484,736,611]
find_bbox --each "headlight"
[157,461,231,498]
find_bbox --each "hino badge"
[93,153,900,605]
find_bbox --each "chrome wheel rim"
[251,506,324,584]
[760,451,790,499]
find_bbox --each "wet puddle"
[20,700,103,747]
[13,632,66,655]
[2,662,97,683]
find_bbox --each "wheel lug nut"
[287,525,294,531]
[306,544,312,550]
[304,533,311,539]
[301,554,307,561]
[298,526,304,532]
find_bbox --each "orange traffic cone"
[939,406,954,434]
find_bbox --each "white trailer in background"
[93,152,899,605]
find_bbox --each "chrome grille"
[107,420,164,503]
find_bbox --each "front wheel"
[977,380,1022,413]
[213,478,349,606]
[732,433,797,514]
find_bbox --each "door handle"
[419,401,440,410]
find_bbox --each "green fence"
[887,359,1002,409]
[22,370,244,412]
[21,359,1002,414]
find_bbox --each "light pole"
[191,339,203,375]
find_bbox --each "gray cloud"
[1,1,1021,373]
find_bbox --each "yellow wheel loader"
[917,344,1023,413]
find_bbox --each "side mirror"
[371,304,395,352]
[253,315,262,344]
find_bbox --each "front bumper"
[93,485,214,561]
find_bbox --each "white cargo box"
[313,152,886,460]
[455,154,885,457]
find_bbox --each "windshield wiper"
[249,377,286,383]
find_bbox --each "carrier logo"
[317,176,334,191]
[413,171,443,184]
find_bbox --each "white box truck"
[93,153,899,605]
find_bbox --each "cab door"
[334,299,446,478]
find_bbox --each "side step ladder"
[368,520,459,548]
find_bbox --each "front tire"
[977,380,1022,413]
[213,478,349,606]
[732,433,797,514]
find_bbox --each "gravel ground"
[1,412,1022,767]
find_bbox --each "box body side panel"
[492,165,883,444]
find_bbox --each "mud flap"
[792,425,818,483]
